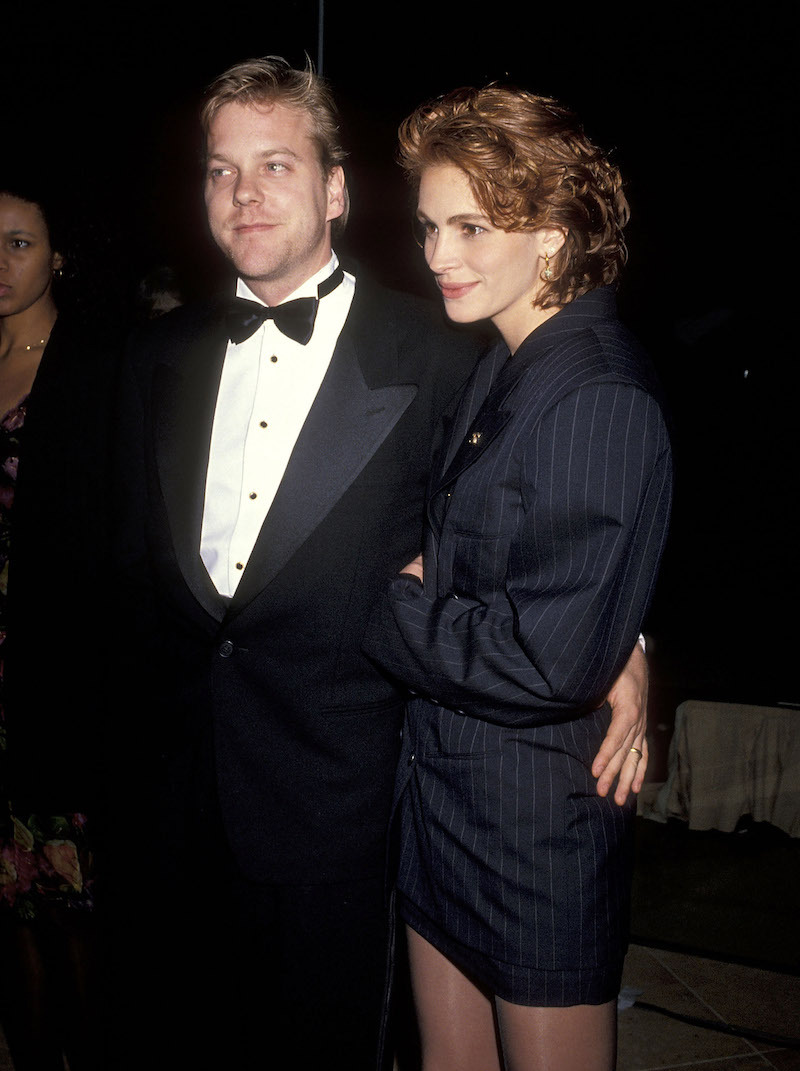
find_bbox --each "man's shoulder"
[123,297,227,372]
[349,270,450,327]
[346,271,485,366]
[132,297,224,343]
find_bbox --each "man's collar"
[235,253,340,307]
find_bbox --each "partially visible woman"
[0,179,118,1070]
[366,88,672,1070]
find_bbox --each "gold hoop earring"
[543,251,553,281]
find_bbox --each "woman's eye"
[461,224,485,238]
[413,218,436,248]
[10,239,31,249]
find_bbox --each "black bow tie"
[225,267,344,346]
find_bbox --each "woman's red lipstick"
[437,280,477,300]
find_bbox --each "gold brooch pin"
[468,431,483,445]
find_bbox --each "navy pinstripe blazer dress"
[365,287,673,1006]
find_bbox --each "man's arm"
[592,643,648,804]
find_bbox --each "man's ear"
[326,166,346,222]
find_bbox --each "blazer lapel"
[437,342,506,476]
[228,329,416,613]
[431,297,607,501]
[431,340,513,501]
[154,314,230,621]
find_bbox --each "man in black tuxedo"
[111,57,648,1069]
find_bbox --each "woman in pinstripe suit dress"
[366,87,672,1069]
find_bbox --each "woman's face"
[416,164,553,350]
[0,194,62,320]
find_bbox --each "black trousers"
[106,740,392,1070]
[152,872,391,1070]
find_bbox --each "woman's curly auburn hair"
[398,86,630,308]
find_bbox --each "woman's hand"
[401,554,424,582]
[592,643,648,804]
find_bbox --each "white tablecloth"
[648,700,800,837]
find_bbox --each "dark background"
[4,0,797,749]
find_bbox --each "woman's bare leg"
[495,997,617,1071]
[406,926,503,1071]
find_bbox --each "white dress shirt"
[200,255,355,596]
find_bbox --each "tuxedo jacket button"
[218,639,234,658]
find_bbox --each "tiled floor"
[618,945,800,1070]
[1,943,798,1069]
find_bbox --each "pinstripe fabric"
[365,288,672,1005]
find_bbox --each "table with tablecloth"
[647,700,800,837]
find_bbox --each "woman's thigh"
[495,996,617,1071]
[407,925,617,1071]
[406,926,503,1071]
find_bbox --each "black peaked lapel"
[153,313,230,622]
[228,287,417,614]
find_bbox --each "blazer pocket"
[437,531,512,600]
[322,696,405,718]
[421,707,504,760]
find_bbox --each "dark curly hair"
[0,174,128,328]
[398,86,629,308]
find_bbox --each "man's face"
[204,100,345,305]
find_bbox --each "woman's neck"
[0,299,59,414]
[497,302,562,356]
[0,298,58,363]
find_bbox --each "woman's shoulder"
[499,292,667,435]
[532,291,662,400]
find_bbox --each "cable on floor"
[632,998,800,1051]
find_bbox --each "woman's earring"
[543,251,553,280]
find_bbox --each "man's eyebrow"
[207,147,302,163]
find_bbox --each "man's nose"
[232,170,263,206]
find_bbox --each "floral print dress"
[0,398,94,919]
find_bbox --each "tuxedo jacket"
[366,287,673,727]
[112,271,481,885]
